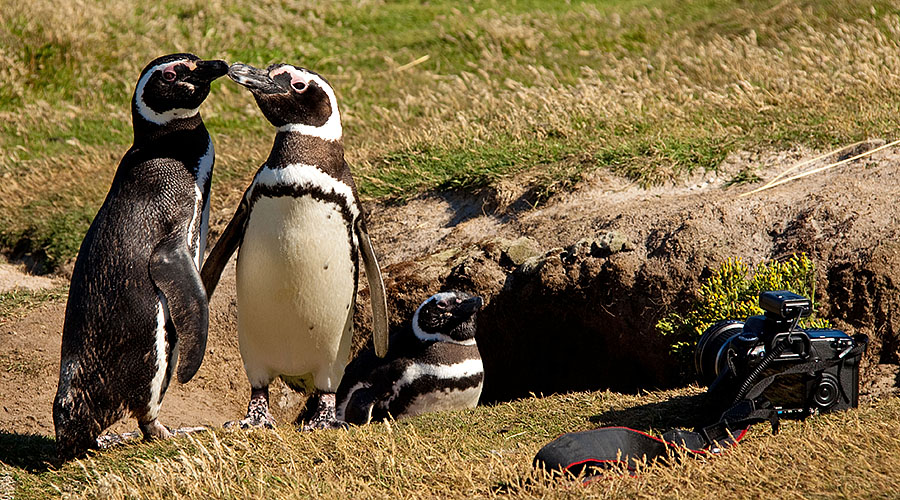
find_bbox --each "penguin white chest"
[236,194,356,388]
[392,358,484,418]
[402,382,483,417]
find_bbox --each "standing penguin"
[336,291,484,425]
[53,53,228,460]
[201,62,389,430]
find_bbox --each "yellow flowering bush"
[658,254,828,370]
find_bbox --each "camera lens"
[695,320,745,386]
[813,373,841,409]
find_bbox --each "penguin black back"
[54,53,227,460]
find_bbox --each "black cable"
[730,315,801,406]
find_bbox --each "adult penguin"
[201,62,389,431]
[53,53,228,460]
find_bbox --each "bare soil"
[2,142,898,439]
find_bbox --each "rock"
[503,237,542,266]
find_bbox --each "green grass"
[364,136,578,199]
[2,0,899,270]
[0,286,67,321]
[3,387,898,498]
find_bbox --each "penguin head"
[412,291,484,345]
[227,62,342,141]
[133,53,228,126]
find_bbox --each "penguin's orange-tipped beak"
[187,59,229,84]
[228,63,284,94]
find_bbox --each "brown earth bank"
[1,141,899,438]
[366,141,900,402]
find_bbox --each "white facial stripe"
[335,381,370,420]
[253,162,359,218]
[412,321,477,345]
[272,67,343,141]
[134,59,200,125]
[271,65,307,86]
[431,292,456,302]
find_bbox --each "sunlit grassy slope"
[4,388,899,499]
[1,0,899,269]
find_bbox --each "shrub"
[657,254,829,375]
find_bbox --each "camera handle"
[730,337,788,406]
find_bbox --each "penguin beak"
[455,296,484,318]
[228,63,285,95]
[188,59,229,84]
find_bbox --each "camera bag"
[532,398,771,479]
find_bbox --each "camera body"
[695,291,866,418]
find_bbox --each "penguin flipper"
[344,386,378,425]
[201,193,249,297]
[150,231,209,384]
[356,216,389,358]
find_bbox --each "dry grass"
[2,0,900,266]
[3,387,898,498]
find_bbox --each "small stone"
[518,247,563,276]
[429,247,461,263]
[590,231,634,256]
[504,237,542,266]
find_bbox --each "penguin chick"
[336,291,484,425]
[201,62,389,431]
[53,53,228,460]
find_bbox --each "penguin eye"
[291,81,307,93]
[163,69,177,82]
[436,300,449,310]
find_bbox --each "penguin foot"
[300,393,347,431]
[224,412,276,430]
[226,387,276,429]
[301,419,349,431]
[98,425,208,449]
[139,419,173,441]
[96,431,142,450]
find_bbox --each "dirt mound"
[1,142,898,437]
[366,141,900,402]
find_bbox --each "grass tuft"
[657,254,826,374]
[0,286,68,321]
[3,388,899,498]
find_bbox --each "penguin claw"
[300,392,345,431]
[96,430,142,449]
[139,419,173,441]
[96,424,207,450]
[224,414,276,430]
[300,419,349,432]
